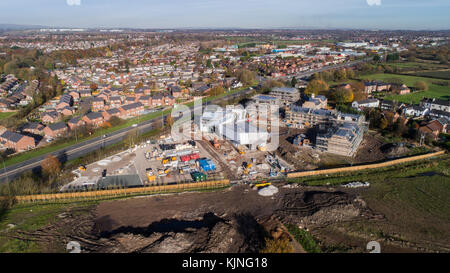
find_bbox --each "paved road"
[0,58,370,183]
[0,88,254,183]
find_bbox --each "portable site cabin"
[191,171,207,182]
[197,158,216,172]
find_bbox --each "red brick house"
[68,117,85,130]
[68,91,80,100]
[20,122,45,135]
[44,122,68,138]
[60,106,74,116]
[119,102,144,117]
[138,95,152,107]
[164,95,175,106]
[92,97,105,112]
[82,112,104,127]
[169,85,182,98]
[41,111,61,124]
[0,130,35,152]
[419,119,446,139]
[109,96,122,108]
[102,108,121,121]
[152,94,163,107]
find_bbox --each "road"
[0,58,370,183]
[0,88,254,183]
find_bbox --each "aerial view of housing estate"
[0,0,448,266]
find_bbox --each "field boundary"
[287,151,445,179]
[13,180,230,203]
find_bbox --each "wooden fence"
[14,180,230,203]
[287,151,445,179]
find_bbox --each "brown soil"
[10,183,448,253]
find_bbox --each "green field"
[359,73,450,104]
[0,112,16,121]
[412,70,450,80]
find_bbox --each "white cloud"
[366,0,381,6]
[66,0,81,6]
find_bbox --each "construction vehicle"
[212,137,220,149]
[162,158,170,165]
[242,162,253,175]
[255,181,271,188]
[79,165,87,171]
[146,168,156,182]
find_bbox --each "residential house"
[44,122,68,138]
[403,105,429,117]
[109,96,122,108]
[169,85,183,98]
[67,117,85,130]
[60,106,74,116]
[92,97,105,112]
[82,112,104,127]
[20,122,45,135]
[102,108,121,121]
[119,102,144,118]
[0,130,35,152]
[41,111,61,124]
[138,95,152,107]
[152,94,163,107]
[419,119,446,139]
[164,95,175,106]
[352,99,380,109]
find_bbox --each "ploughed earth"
[11,184,450,253]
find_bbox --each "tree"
[236,69,256,86]
[90,83,98,91]
[334,69,347,81]
[41,155,61,179]
[415,81,428,91]
[333,87,354,104]
[165,115,174,128]
[290,77,297,87]
[305,80,328,97]
[209,86,224,96]
[379,117,388,130]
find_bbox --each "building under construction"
[315,122,366,157]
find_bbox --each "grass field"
[0,201,97,252]
[359,73,450,104]
[412,70,450,80]
[0,112,16,121]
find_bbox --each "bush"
[260,238,294,253]
[415,81,428,91]
[286,224,321,253]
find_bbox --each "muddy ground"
[10,181,448,253]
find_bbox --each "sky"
[0,0,449,30]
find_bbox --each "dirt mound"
[10,185,367,253]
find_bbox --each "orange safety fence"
[287,151,445,179]
[13,179,230,203]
